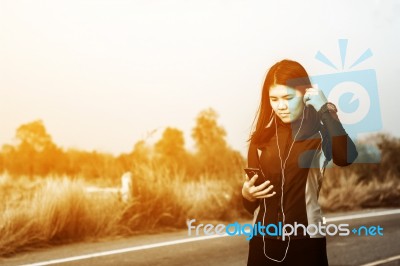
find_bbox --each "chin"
[279,117,292,123]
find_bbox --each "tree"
[192,108,227,154]
[191,108,244,176]
[16,120,54,152]
[2,120,65,177]
[155,127,186,163]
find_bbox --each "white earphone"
[261,105,306,262]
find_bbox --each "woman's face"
[269,84,304,123]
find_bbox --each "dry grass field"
[1,163,399,256]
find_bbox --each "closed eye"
[270,96,294,101]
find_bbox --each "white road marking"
[360,254,400,266]
[22,234,229,266]
[22,209,400,266]
[325,209,400,222]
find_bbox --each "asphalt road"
[1,209,399,266]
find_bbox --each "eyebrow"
[269,93,295,98]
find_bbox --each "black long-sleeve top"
[242,109,358,240]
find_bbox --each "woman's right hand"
[242,174,276,202]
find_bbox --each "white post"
[121,172,132,203]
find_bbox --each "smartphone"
[244,167,265,186]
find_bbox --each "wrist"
[244,196,257,202]
[318,102,338,118]
[314,101,328,112]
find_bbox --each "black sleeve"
[242,141,260,214]
[242,196,259,215]
[320,111,358,166]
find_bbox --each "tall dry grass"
[0,176,124,256]
[0,164,244,256]
[1,161,399,257]
[120,163,245,229]
[320,169,400,212]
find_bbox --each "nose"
[277,100,287,110]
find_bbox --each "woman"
[242,59,358,266]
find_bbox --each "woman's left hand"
[303,87,328,112]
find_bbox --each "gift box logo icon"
[311,39,382,163]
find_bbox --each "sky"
[1,0,399,156]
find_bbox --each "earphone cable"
[261,106,306,262]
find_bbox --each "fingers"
[247,174,259,187]
[256,191,277,199]
[304,88,318,104]
[253,183,275,197]
[253,179,271,191]
[304,87,328,111]
[248,178,272,192]
[244,175,277,199]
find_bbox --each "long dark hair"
[250,59,314,145]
